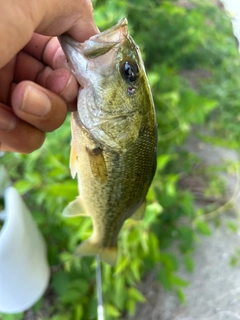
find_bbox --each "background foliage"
[1,0,240,319]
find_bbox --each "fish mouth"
[59,18,128,48]
[58,18,128,62]
[58,34,80,49]
[87,18,128,45]
[58,18,129,87]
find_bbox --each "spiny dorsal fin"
[131,201,146,220]
[63,197,88,217]
[74,240,117,266]
[70,139,77,179]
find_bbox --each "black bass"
[59,18,157,265]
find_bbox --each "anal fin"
[74,240,117,266]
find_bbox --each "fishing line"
[96,255,105,320]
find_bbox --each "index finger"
[24,34,68,70]
[0,0,98,69]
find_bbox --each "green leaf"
[176,287,186,304]
[45,182,78,198]
[68,279,89,295]
[114,256,129,275]
[73,305,84,320]
[49,315,70,320]
[52,271,69,296]
[0,313,23,320]
[130,259,142,282]
[25,172,41,184]
[195,220,212,236]
[230,256,238,267]
[171,275,189,287]
[126,298,137,316]
[156,154,172,171]
[161,252,179,271]
[227,221,238,233]
[128,287,146,303]
[127,228,141,245]
[112,276,126,310]
[60,289,81,305]
[14,180,34,194]
[148,72,161,87]
[106,303,121,317]
[143,202,162,227]
[147,233,161,262]
[157,268,172,291]
[184,255,195,272]
[178,226,195,251]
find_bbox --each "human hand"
[0,0,98,153]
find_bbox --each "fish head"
[59,18,155,152]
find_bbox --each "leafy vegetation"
[1,0,240,319]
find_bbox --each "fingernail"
[60,74,78,102]
[21,86,51,117]
[0,108,17,132]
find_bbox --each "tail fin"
[74,240,117,266]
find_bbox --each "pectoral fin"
[74,240,117,266]
[63,197,88,217]
[86,147,108,184]
[70,140,77,179]
[131,201,146,220]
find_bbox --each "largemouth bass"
[59,18,157,265]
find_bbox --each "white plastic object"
[0,187,50,314]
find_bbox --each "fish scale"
[59,18,157,265]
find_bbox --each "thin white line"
[96,255,105,320]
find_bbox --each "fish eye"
[120,61,139,83]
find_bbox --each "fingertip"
[43,38,68,69]
[44,69,78,102]
[0,101,46,154]
[0,122,46,154]
[68,21,99,42]
[60,73,79,102]
[67,0,99,41]
[11,81,68,132]
[11,82,52,118]
[0,105,18,132]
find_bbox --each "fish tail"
[99,247,117,266]
[74,240,117,266]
